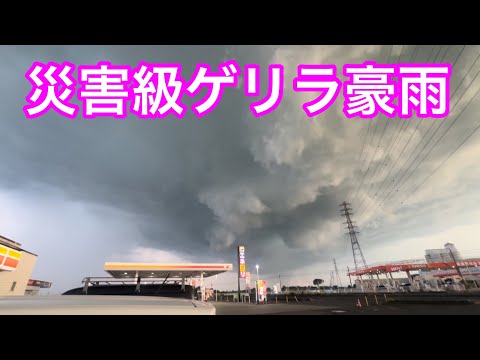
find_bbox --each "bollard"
[364,295,369,307]
[374,294,379,305]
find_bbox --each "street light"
[255,264,259,304]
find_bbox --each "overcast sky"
[1,45,480,293]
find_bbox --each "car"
[0,279,216,315]
[0,295,216,315]
[63,282,198,300]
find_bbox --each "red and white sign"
[385,263,428,272]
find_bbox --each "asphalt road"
[212,295,480,315]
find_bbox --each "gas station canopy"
[104,262,233,279]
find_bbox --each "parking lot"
[212,293,480,315]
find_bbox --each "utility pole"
[448,247,469,290]
[340,202,371,279]
[279,274,282,292]
[463,264,479,288]
[347,266,353,287]
[333,258,343,287]
[237,247,241,302]
[237,271,241,302]
[329,270,335,288]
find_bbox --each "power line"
[351,118,382,205]
[382,48,480,204]
[355,45,414,212]
[432,45,445,63]
[434,45,449,63]
[351,46,414,206]
[402,116,480,204]
[366,46,472,213]
[354,47,404,207]
[346,112,373,201]
[346,45,396,203]
[388,74,480,203]
[361,117,424,213]
[366,46,438,193]
[379,46,469,202]
[354,46,428,214]
[359,46,454,217]
[370,47,457,209]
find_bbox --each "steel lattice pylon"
[340,201,368,273]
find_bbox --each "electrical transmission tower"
[333,258,342,287]
[339,201,369,274]
[329,270,335,288]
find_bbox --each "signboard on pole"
[238,246,246,278]
[257,280,267,303]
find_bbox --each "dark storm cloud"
[0,45,282,257]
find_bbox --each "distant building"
[425,242,461,263]
[348,242,480,292]
[25,279,52,296]
[273,283,281,294]
[424,243,480,285]
[0,235,38,296]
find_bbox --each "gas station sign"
[238,246,246,278]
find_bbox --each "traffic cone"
[356,298,362,308]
